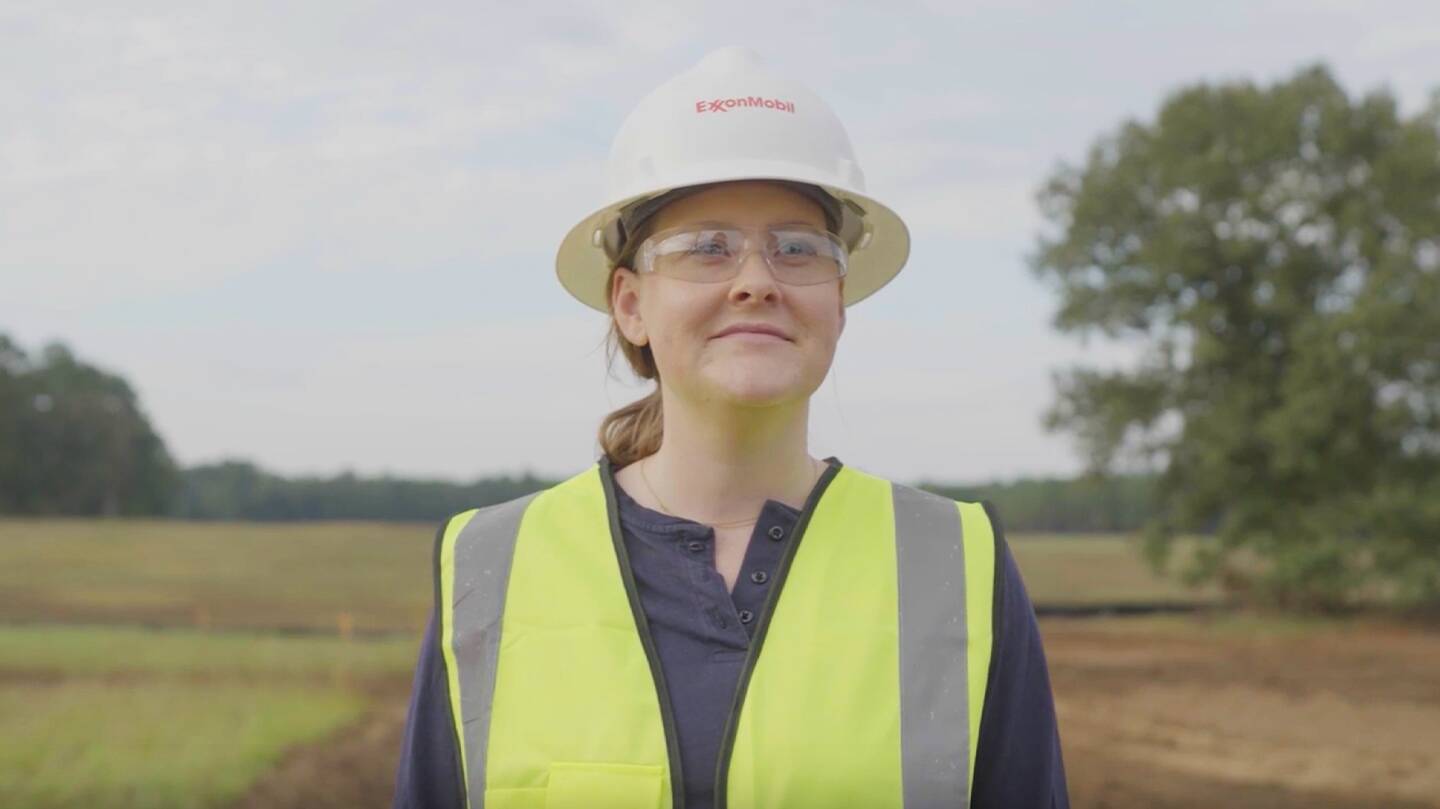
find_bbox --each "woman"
[393,48,1068,809]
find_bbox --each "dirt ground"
[1047,616,1440,809]
[234,616,1440,809]
[232,680,412,809]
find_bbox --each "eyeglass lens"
[643,226,847,285]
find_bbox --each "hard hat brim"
[555,166,911,314]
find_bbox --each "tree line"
[0,331,1154,529]
[174,460,553,523]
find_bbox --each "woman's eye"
[686,232,733,257]
[776,237,820,256]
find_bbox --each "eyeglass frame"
[627,222,851,286]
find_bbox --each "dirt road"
[236,616,1440,808]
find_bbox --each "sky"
[3,0,1438,485]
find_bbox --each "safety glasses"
[634,224,849,286]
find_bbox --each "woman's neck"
[639,392,822,521]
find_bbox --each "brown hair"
[597,221,663,468]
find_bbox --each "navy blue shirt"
[393,461,1069,808]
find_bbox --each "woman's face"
[611,181,846,411]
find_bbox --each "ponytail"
[597,229,664,467]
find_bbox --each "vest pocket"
[544,761,665,809]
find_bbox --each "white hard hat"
[555,46,911,313]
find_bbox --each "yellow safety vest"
[436,457,998,809]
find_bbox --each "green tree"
[0,335,177,515]
[1030,65,1440,610]
[0,335,27,511]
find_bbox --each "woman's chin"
[702,368,816,407]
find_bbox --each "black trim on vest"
[598,455,687,809]
[713,457,844,809]
[432,515,470,808]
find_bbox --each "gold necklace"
[640,456,820,529]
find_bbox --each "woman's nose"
[728,249,780,303]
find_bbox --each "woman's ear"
[611,268,649,346]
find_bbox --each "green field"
[0,624,420,679]
[0,517,1216,808]
[0,518,1216,632]
[0,518,436,632]
[1008,534,1219,606]
[1,679,363,809]
[0,624,417,809]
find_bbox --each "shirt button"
[738,609,755,624]
[750,571,769,584]
[686,540,705,552]
[767,525,785,541]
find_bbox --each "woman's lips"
[715,331,789,342]
[712,323,793,341]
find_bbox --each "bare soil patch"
[1045,617,1440,808]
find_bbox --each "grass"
[0,624,415,809]
[0,681,363,809]
[0,519,1219,630]
[0,518,435,632]
[0,624,420,679]
[1007,533,1219,606]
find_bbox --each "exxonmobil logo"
[695,95,796,114]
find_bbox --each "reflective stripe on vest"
[437,459,996,809]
